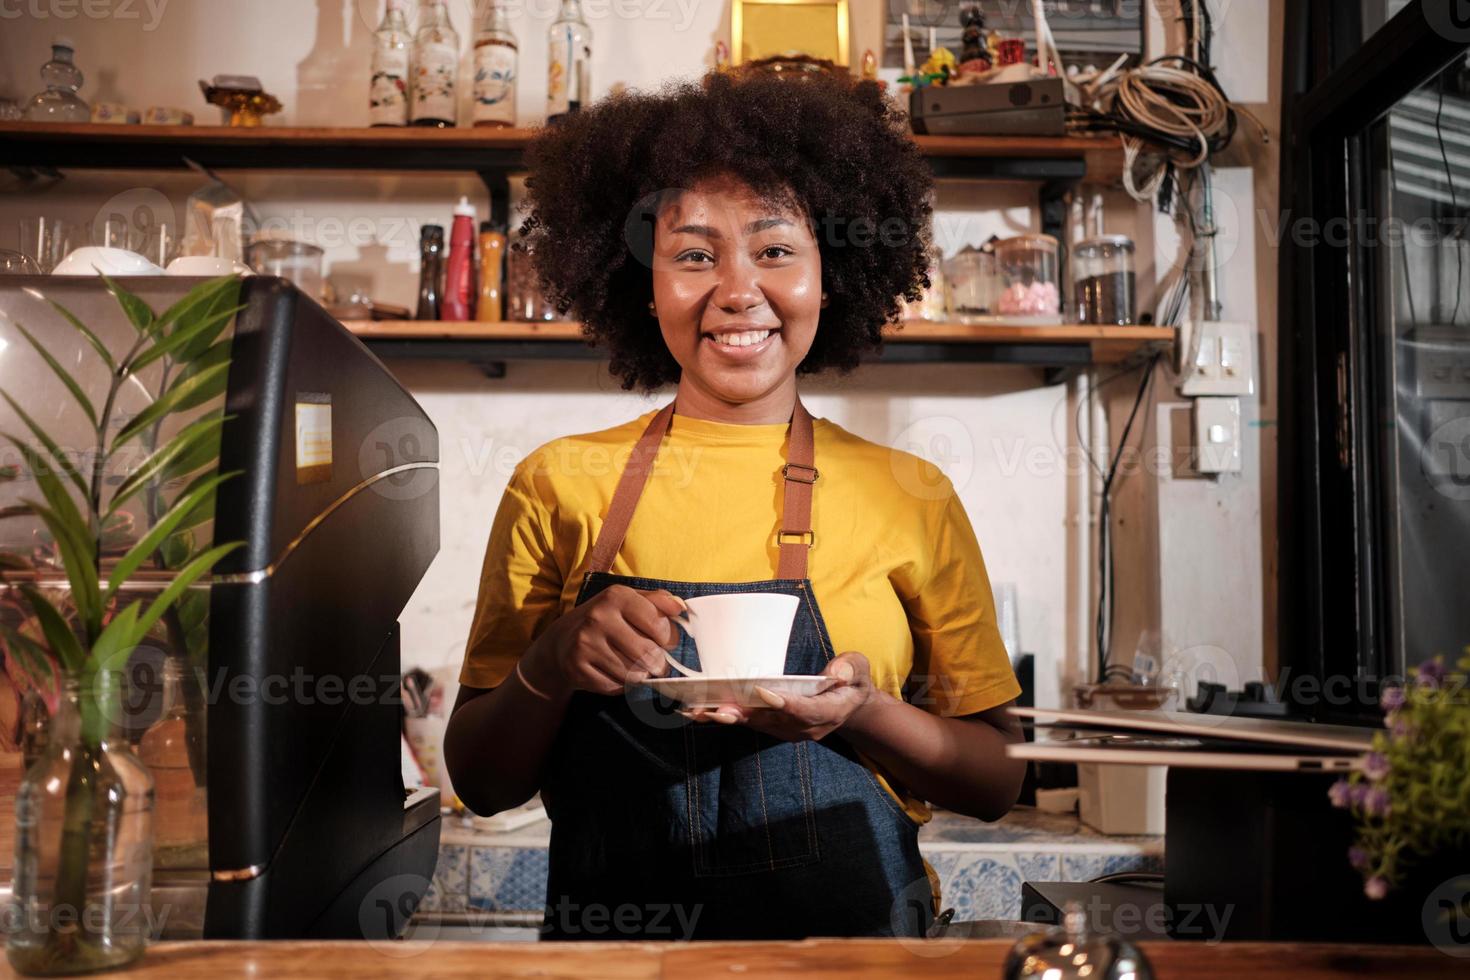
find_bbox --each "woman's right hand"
[518,585,687,697]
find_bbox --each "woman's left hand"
[680,651,876,742]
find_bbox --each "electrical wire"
[1434,83,1465,326]
[1094,355,1163,681]
[1068,1,1267,206]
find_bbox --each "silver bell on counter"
[1002,902,1155,980]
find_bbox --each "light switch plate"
[1181,321,1256,397]
[1194,396,1242,473]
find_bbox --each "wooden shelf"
[0,121,1122,184]
[345,319,1173,383]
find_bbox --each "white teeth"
[710,330,771,348]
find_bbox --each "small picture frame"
[732,0,851,67]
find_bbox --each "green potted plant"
[1,275,243,976]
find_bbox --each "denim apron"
[539,398,932,941]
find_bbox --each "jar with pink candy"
[994,234,1062,323]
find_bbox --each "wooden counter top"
[5,939,1454,979]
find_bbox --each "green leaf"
[155,275,238,336]
[177,336,232,383]
[86,602,141,677]
[0,465,17,481]
[129,304,243,375]
[19,584,86,674]
[173,278,241,363]
[175,588,208,633]
[100,274,156,334]
[24,499,99,635]
[105,472,234,602]
[161,529,193,568]
[5,437,92,550]
[169,359,232,416]
[45,298,117,371]
[106,414,228,518]
[131,541,243,645]
[11,322,98,429]
[111,361,232,450]
[0,394,90,500]
[161,421,226,485]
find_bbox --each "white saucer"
[640,675,836,710]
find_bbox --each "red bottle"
[443,196,476,320]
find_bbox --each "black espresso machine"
[0,276,441,939]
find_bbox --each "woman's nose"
[712,262,764,313]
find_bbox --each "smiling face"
[650,173,825,422]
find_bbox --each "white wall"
[0,0,1278,711]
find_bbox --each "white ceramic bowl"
[166,256,251,277]
[52,246,166,277]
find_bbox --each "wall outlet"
[1180,321,1256,397]
[1194,396,1242,473]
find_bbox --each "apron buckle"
[777,529,815,546]
[781,462,819,484]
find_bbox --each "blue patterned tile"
[432,843,469,913]
[1016,851,1060,884]
[1061,853,1161,883]
[933,854,1024,921]
[467,846,550,912]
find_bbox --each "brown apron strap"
[585,397,817,579]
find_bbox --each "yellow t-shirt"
[460,408,1021,823]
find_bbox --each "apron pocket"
[685,726,820,877]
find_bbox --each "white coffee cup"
[663,592,800,679]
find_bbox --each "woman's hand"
[519,585,686,697]
[681,651,876,742]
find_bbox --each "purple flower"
[1363,786,1391,817]
[1390,714,1413,738]
[1350,782,1371,806]
[1380,686,1405,712]
[1416,658,1445,688]
[1365,876,1389,900]
[1328,779,1352,808]
[1363,752,1391,782]
[1348,846,1370,870]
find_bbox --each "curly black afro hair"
[517,71,935,392]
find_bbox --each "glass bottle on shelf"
[411,0,460,127]
[370,0,413,127]
[546,0,591,123]
[417,224,445,319]
[23,37,90,123]
[473,0,518,127]
[138,657,209,870]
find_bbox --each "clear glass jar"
[7,674,155,976]
[944,245,998,319]
[246,237,325,301]
[506,241,560,321]
[1073,235,1136,326]
[994,234,1062,320]
[138,658,209,871]
[24,39,90,123]
[899,249,947,322]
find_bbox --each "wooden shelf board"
[0,122,1123,183]
[345,319,1171,345]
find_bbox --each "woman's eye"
[676,250,713,265]
[758,246,793,260]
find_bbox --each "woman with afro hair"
[446,70,1025,941]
